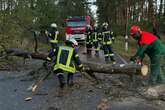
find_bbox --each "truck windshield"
[67,21,86,27]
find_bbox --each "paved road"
[0,46,164,110]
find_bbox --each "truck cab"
[65,16,91,41]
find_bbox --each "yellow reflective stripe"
[93,32,97,41]
[55,32,58,40]
[53,49,56,52]
[75,54,79,58]
[105,54,109,57]
[103,31,110,34]
[109,54,114,56]
[78,64,83,68]
[107,41,112,44]
[50,40,58,43]
[93,32,98,41]
[46,57,51,61]
[66,47,73,66]
[55,46,75,73]
[54,64,76,73]
[49,32,59,43]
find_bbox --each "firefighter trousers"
[102,44,115,63]
[54,69,74,88]
[93,41,99,55]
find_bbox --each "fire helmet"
[130,25,140,35]
[50,23,57,28]
[66,38,78,46]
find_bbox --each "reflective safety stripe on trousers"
[50,32,58,43]
[54,46,76,73]
[103,41,112,45]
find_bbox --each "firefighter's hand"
[43,61,51,67]
[79,65,85,72]
[43,61,47,67]
[135,59,142,65]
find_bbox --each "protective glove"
[135,59,142,65]
[43,61,48,67]
[79,65,85,72]
[43,61,51,67]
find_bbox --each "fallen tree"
[1,48,147,76]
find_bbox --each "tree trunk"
[1,48,145,76]
[164,0,165,16]
[158,0,163,16]
[148,0,158,34]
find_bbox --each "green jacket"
[135,39,165,60]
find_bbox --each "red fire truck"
[65,16,91,41]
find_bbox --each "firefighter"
[130,25,165,85]
[46,38,84,88]
[46,23,59,48]
[92,24,100,56]
[101,22,116,64]
[85,25,93,55]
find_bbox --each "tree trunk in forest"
[158,0,163,16]
[164,0,165,16]
[148,0,158,34]
[33,31,38,53]
[140,0,145,21]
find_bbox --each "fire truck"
[65,16,91,41]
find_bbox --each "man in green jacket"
[130,25,165,85]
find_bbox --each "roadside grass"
[113,36,137,60]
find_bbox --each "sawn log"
[2,48,147,76]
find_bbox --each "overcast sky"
[88,0,97,18]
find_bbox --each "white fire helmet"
[94,23,98,27]
[50,23,57,28]
[69,38,78,46]
[102,22,108,26]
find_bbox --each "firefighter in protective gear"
[101,22,116,64]
[85,25,93,55]
[46,23,59,48]
[130,25,165,85]
[92,24,100,56]
[46,38,84,88]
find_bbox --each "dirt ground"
[0,46,165,110]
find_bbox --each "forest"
[0,0,165,49]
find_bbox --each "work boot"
[58,74,65,89]
[67,73,74,87]
[95,51,99,57]
[105,57,109,64]
[87,49,92,55]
